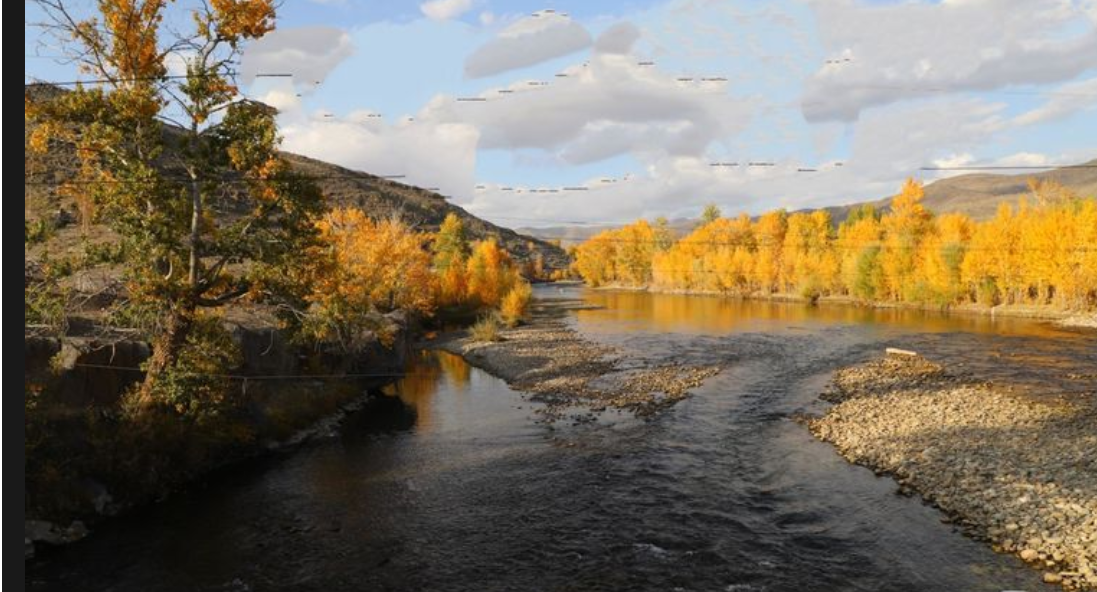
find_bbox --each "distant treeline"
[573,179,1097,310]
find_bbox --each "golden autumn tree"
[26,0,324,410]
[751,209,787,294]
[701,214,755,293]
[879,179,933,301]
[781,210,836,298]
[575,230,619,287]
[837,205,884,301]
[465,238,522,308]
[917,212,973,305]
[614,220,658,286]
[962,202,1023,305]
[314,209,435,317]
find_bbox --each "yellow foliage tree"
[573,179,1095,313]
[879,178,933,301]
[465,238,521,308]
[500,281,533,327]
[315,208,436,316]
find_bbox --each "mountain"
[517,161,1097,244]
[24,84,567,270]
[806,160,1097,225]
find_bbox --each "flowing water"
[27,286,1097,592]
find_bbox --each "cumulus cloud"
[458,96,1016,224]
[464,11,593,78]
[435,53,753,164]
[594,22,642,54]
[240,26,354,87]
[801,0,1097,122]
[420,0,474,21]
[845,97,1008,180]
[280,111,480,199]
[1012,77,1097,126]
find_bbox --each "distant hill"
[518,161,1097,244]
[24,84,567,270]
[516,218,697,248]
[805,160,1097,225]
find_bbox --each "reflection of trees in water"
[437,351,471,389]
[344,388,417,435]
[576,290,1069,337]
[389,350,473,431]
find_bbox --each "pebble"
[809,355,1097,591]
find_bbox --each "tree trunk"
[134,304,195,408]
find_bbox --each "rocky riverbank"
[808,353,1097,591]
[431,297,720,422]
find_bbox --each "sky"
[24,0,1097,228]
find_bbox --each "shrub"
[469,313,502,342]
[499,281,532,327]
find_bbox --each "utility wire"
[24,72,293,87]
[921,165,1097,171]
[71,362,406,380]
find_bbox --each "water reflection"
[575,289,1077,339]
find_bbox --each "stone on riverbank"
[809,354,1097,591]
[434,298,720,421]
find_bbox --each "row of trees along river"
[573,179,1097,312]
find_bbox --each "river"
[26,285,1097,592]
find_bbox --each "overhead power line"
[24,72,294,87]
[921,165,1097,171]
[23,172,412,187]
[843,84,1097,98]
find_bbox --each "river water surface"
[27,286,1097,592]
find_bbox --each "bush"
[469,314,502,342]
[25,282,70,334]
[499,281,532,327]
[25,219,54,245]
[975,277,1000,307]
[797,277,823,304]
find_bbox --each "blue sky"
[25,0,1097,226]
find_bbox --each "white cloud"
[993,152,1054,167]
[434,53,754,163]
[459,97,1015,224]
[479,11,495,26]
[464,11,593,78]
[594,22,642,54]
[241,26,354,88]
[931,153,976,169]
[420,0,474,21]
[846,98,1008,180]
[255,84,303,112]
[1013,77,1097,126]
[802,0,1097,122]
[280,111,481,199]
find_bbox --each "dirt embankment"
[431,298,720,422]
[809,354,1097,591]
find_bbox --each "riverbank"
[24,314,411,558]
[429,297,720,422]
[808,353,1097,590]
[587,284,1097,328]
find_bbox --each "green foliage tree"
[432,213,471,271]
[701,203,722,224]
[26,0,325,409]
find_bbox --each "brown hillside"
[24,84,566,271]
